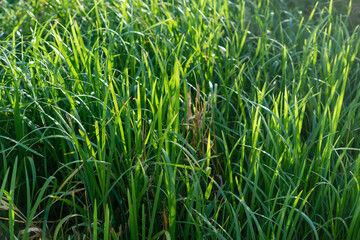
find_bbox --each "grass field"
[1,0,360,239]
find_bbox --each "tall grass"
[1,0,360,239]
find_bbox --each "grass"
[1,0,360,239]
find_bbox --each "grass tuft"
[1,0,360,239]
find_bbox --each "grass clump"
[1,0,360,239]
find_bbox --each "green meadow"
[1,0,360,239]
